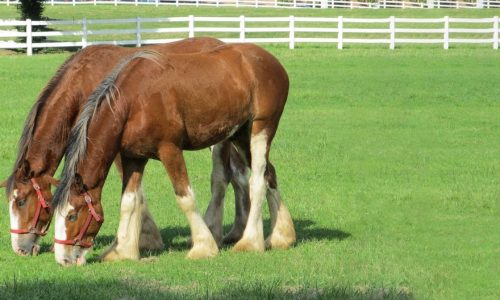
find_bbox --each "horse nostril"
[63,258,71,265]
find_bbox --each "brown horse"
[1,38,258,257]
[52,43,295,265]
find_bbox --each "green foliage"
[16,0,45,21]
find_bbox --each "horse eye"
[17,199,26,207]
[68,214,78,222]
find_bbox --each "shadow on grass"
[155,218,350,252]
[0,278,412,300]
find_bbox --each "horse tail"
[53,50,161,208]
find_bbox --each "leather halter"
[53,192,103,248]
[10,178,51,236]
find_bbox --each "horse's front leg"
[100,157,148,261]
[160,144,219,259]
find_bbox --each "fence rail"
[1,0,500,9]
[1,16,499,55]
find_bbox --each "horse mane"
[5,51,79,198]
[53,50,161,208]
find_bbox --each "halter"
[10,178,51,236]
[53,192,103,248]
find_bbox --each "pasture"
[1,5,500,300]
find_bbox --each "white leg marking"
[177,186,218,259]
[101,188,142,261]
[265,188,296,249]
[233,131,268,252]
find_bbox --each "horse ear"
[22,160,34,181]
[74,173,87,194]
[44,175,60,187]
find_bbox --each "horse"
[0,38,266,258]
[52,43,295,266]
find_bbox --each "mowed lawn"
[0,6,499,300]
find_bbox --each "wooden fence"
[1,0,500,9]
[1,16,499,55]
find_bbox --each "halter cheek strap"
[10,178,51,236]
[53,192,103,248]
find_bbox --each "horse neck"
[76,105,127,191]
[25,88,83,177]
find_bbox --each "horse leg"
[232,124,270,252]
[159,144,218,259]
[203,143,231,247]
[222,143,250,245]
[138,188,164,251]
[264,163,296,249]
[113,155,163,251]
[101,157,148,261]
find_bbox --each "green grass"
[1,44,499,299]
[0,5,500,300]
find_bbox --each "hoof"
[100,248,140,262]
[187,243,218,259]
[232,238,264,253]
[265,233,296,250]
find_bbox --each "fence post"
[337,16,343,50]
[82,17,88,48]
[156,0,159,7]
[51,0,54,6]
[136,17,141,47]
[216,0,219,8]
[383,0,386,8]
[289,15,295,50]
[176,0,179,7]
[390,16,395,50]
[443,16,449,50]
[255,0,258,8]
[73,0,75,6]
[115,0,118,6]
[188,15,195,38]
[26,19,32,56]
[6,0,9,7]
[240,15,245,42]
[236,0,239,8]
[196,0,199,8]
[293,0,297,8]
[494,16,499,50]
[94,0,97,6]
[135,0,138,6]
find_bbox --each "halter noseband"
[53,192,103,248]
[10,178,51,236]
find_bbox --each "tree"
[17,0,45,21]
[17,0,47,50]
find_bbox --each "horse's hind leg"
[222,144,250,245]
[203,143,231,246]
[101,157,148,261]
[233,123,270,252]
[160,144,218,259]
[264,163,296,249]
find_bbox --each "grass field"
[1,5,500,300]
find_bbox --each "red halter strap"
[53,192,103,248]
[10,178,51,236]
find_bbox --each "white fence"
[1,16,499,55]
[1,0,500,9]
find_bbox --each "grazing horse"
[52,43,295,266]
[0,38,262,257]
